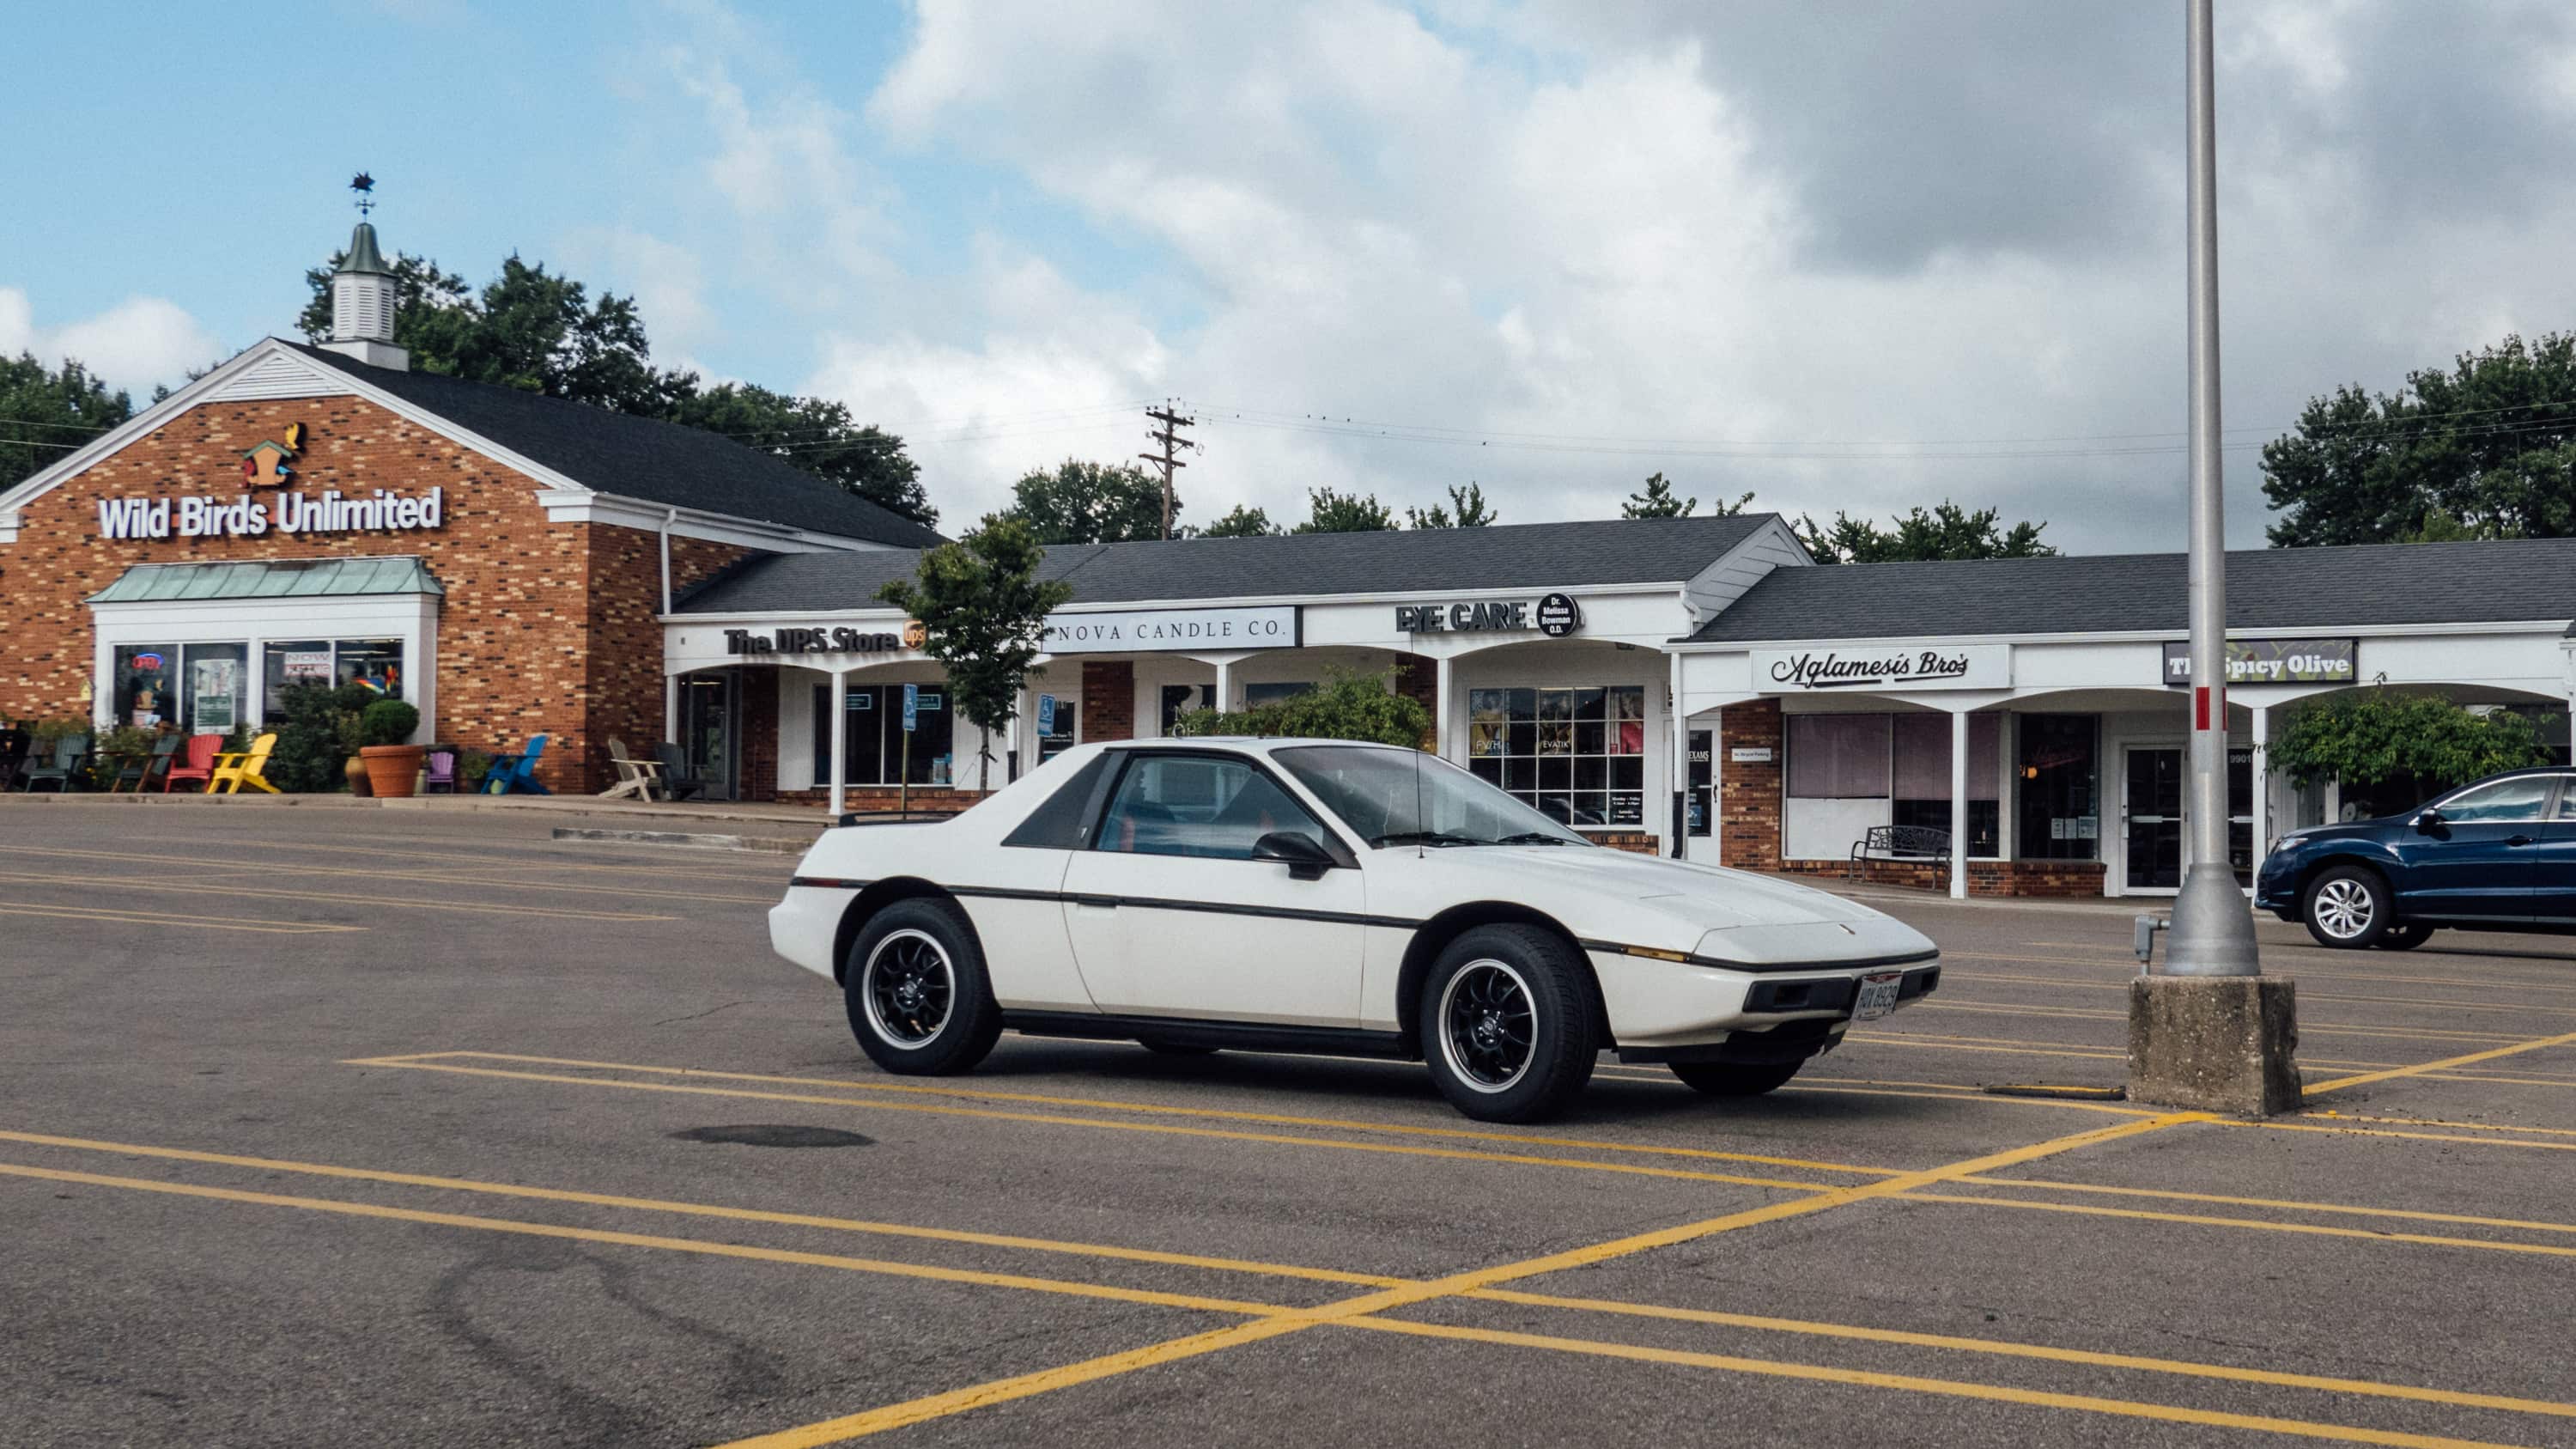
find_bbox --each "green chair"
[16,734,90,792]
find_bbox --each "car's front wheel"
[844,898,1002,1075]
[2302,866,2391,949]
[2378,922,2435,951]
[1670,1059,1805,1097]
[1419,925,1597,1123]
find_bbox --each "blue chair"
[483,734,552,795]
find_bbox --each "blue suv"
[2255,767,2576,949]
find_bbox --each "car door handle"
[1071,895,1119,912]
[2508,835,2537,847]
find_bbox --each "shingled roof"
[673,513,1777,614]
[295,344,945,548]
[1683,537,2576,643]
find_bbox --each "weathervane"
[350,171,376,216]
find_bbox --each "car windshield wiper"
[1371,831,1486,848]
[1494,831,1581,846]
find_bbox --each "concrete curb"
[550,826,810,855]
[1,793,828,829]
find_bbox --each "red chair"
[164,734,222,792]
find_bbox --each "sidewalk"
[1,790,832,831]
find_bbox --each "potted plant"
[356,699,426,798]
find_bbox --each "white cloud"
[0,288,223,396]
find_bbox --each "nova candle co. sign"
[1752,644,2012,692]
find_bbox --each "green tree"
[876,515,1074,791]
[1294,487,1398,533]
[2268,691,2551,795]
[668,383,933,526]
[1170,669,1431,748]
[1619,472,1751,519]
[2263,332,2576,546]
[1200,503,1281,538]
[1406,482,1498,528]
[0,353,132,490]
[1003,460,1170,544]
[1797,501,2055,564]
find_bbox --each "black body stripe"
[788,876,870,891]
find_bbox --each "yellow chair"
[209,733,281,795]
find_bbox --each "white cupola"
[319,181,409,370]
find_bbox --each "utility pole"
[1140,401,1197,539]
[2129,0,2299,1116]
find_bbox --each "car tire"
[2302,866,2391,949]
[1669,1059,1805,1097]
[844,898,1003,1075]
[2378,922,2435,952]
[1419,925,1598,1123]
[1139,1040,1219,1057]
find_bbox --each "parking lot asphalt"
[5,800,2575,1448]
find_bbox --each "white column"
[1215,658,1234,715]
[1996,709,2016,861]
[1950,709,1971,899]
[2250,704,2269,891]
[1434,654,1455,759]
[663,673,679,746]
[828,667,848,817]
[1669,654,1687,856]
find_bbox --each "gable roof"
[289,344,945,547]
[674,513,1777,614]
[1683,537,2576,644]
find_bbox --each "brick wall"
[736,666,781,802]
[578,523,750,792]
[1716,698,1783,871]
[1775,855,2109,898]
[1082,660,1134,741]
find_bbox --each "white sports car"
[769,738,1939,1122]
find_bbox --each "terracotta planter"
[345,755,372,796]
[359,745,423,798]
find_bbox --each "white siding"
[205,351,358,403]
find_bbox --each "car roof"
[1102,737,1411,753]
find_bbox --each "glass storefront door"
[2123,746,2184,891]
[679,671,738,801]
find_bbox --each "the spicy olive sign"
[2160,638,2355,686]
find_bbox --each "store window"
[1037,696,1078,764]
[811,683,957,786]
[1786,715,1890,798]
[1890,713,2002,855]
[2016,714,2100,860]
[1466,685,1647,829]
[1160,684,1214,734]
[180,644,249,735]
[335,638,405,697]
[113,645,179,731]
[263,641,334,716]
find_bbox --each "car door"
[1060,750,1369,1026]
[2391,775,2550,920]
[2527,775,2576,923]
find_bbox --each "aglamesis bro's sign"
[2161,638,2356,686]
[1753,644,2012,692]
[1043,605,1301,654]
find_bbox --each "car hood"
[2275,819,2403,847]
[1436,846,1889,931]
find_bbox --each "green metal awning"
[87,556,444,604]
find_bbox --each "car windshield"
[1273,746,1591,848]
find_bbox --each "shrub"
[2269,691,2554,795]
[82,726,157,789]
[269,681,382,792]
[360,698,421,747]
[459,749,495,792]
[1170,669,1431,749]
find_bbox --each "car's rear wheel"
[1419,925,1597,1123]
[845,898,1002,1075]
[2378,922,2435,951]
[2302,866,2391,949]
[1670,1059,1806,1097]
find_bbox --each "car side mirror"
[1252,830,1334,880]
[2412,808,2443,834]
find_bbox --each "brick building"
[0,216,939,794]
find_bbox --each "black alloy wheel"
[1419,924,1597,1123]
[844,898,1002,1075]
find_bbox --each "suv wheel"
[1419,925,1598,1123]
[844,898,1003,1075]
[2302,866,2390,949]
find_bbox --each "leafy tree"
[1406,482,1498,529]
[301,248,935,525]
[1170,669,1431,748]
[2263,332,2576,547]
[0,353,131,490]
[1200,503,1281,538]
[1003,460,1170,544]
[1294,487,1399,533]
[1798,501,2055,564]
[876,515,1074,791]
[2268,691,2551,800]
[1619,472,1749,519]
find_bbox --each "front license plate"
[1852,971,1903,1021]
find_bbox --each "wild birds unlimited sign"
[93,422,447,540]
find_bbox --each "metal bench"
[1849,824,1952,882]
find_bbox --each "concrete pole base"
[2126,976,2302,1117]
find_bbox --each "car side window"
[1096,755,1328,860]
[2439,777,2552,824]
[2555,778,2576,821]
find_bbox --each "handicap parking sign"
[1036,693,1057,735]
[902,683,919,733]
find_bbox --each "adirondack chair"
[484,734,551,795]
[210,734,281,795]
[111,734,183,792]
[163,734,222,792]
[0,727,27,792]
[599,737,663,801]
[422,750,459,794]
[653,742,708,801]
[16,734,91,792]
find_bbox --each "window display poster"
[282,650,331,683]
[191,656,240,733]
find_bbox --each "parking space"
[5,803,2574,1447]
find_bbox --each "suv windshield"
[1273,746,1591,848]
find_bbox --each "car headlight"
[2263,836,2284,860]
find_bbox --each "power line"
[1139,400,1198,539]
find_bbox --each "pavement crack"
[652,1000,750,1027]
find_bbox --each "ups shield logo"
[902,618,927,649]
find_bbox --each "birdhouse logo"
[240,422,306,490]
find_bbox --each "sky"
[4,0,2573,550]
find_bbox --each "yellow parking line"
[359,1050,1904,1178]
[0,1129,1400,1288]
[2237,1119,2576,1154]
[0,1160,1285,1317]
[1900,1190,2576,1260]
[1346,1318,2524,1449]
[2306,1109,2576,1139]
[1953,1173,2576,1238]
[345,1058,1848,1193]
[0,902,363,935]
[2306,1028,2576,1095]
[1946,970,2576,1020]
[2017,944,2576,996]
[0,868,674,923]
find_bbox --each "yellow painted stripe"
[2307,1109,2576,1140]
[1467,1288,2576,1421]
[1902,1191,2576,1259]
[1345,1317,2530,1449]
[0,1129,1400,1288]
[345,1058,1844,1193]
[0,1160,1285,1316]
[2239,1119,2576,1154]
[1955,1173,2576,1238]
[0,902,362,935]
[1,868,674,922]
[364,1050,1904,1178]
[2306,1028,2576,1093]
